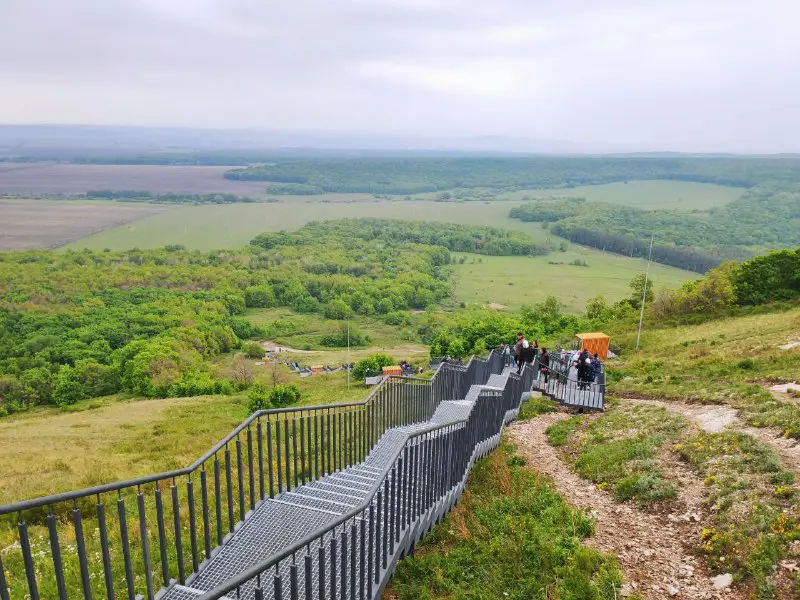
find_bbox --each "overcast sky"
[1,0,798,152]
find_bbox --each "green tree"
[629,274,655,309]
[242,342,264,359]
[353,354,394,380]
[244,285,276,308]
[324,298,353,320]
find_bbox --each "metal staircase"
[0,350,602,600]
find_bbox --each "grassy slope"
[451,252,698,313]
[609,308,800,436]
[0,368,370,504]
[386,440,624,600]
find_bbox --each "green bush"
[244,285,276,308]
[323,299,353,320]
[242,342,264,359]
[320,323,371,347]
[353,354,394,380]
[248,383,302,413]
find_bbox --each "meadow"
[451,252,698,313]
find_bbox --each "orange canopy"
[576,332,610,360]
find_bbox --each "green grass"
[451,252,698,313]
[548,404,686,504]
[386,440,625,599]
[677,431,800,597]
[609,307,800,438]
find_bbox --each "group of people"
[574,349,602,390]
[499,334,551,381]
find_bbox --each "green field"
[496,180,744,210]
[451,251,698,313]
[63,180,742,251]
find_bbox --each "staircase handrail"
[0,352,486,517]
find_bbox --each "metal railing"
[534,353,605,410]
[0,351,504,600]
[193,362,534,600]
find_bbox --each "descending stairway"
[0,350,602,600]
[162,369,525,600]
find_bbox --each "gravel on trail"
[508,413,744,600]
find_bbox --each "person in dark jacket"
[576,349,592,390]
[590,353,602,382]
[538,348,550,384]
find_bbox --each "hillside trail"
[508,414,742,600]
[625,398,800,479]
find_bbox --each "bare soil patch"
[509,413,744,599]
[0,201,165,250]
[486,302,507,310]
[0,163,268,196]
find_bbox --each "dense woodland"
[84,191,262,204]
[223,156,800,194]
[0,220,553,413]
[509,185,800,272]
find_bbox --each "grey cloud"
[0,0,798,152]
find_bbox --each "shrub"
[242,342,264,359]
[323,299,353,320]
[244,285,276,308]
[353,354,394,380]
[247,383,302,413]
[320,323,371,347]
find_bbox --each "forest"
[223,155,800,194]
[509,185,800,272]
[0,220,552,414]
[84,191,262,204]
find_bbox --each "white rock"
[712,573,733,589]
[668,585,680,596]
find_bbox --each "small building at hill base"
[576,332,610,360]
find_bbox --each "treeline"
[85,191,261,204]
[647,247,800,320]
[223,156,800,194]
[509,185,800,272]
[269,219,552,257]
[0,223,472,414]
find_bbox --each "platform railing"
[534,353,605,410]
[0,351,504,600]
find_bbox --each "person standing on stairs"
[517,335,531,375]
[539,348,550,385]
[514,333,524,371]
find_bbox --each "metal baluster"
[368,502,376,590]
[171,483,185,584]
[389,466,396,552]
[188,479,199,573]
[276,418,284,493]
[293,417,299,489]
[17,518,39,600]
[359,518,366,600]
[349,523,356,600]
[214,457,224,545]
[73,505,93,600]
[118,497,135,599]
[300,415,307,485]
[284,416,291,490]
[201,469,212,559]
[290,558,299,600]
[137,491,155,600]
[268,419,276,497]
[348,410,354,467]
[332,411,338,473]
[0,553,10,600]
[236,437,245,522]
[255,580,265,600]
[314,412,320,479]
[225,446,235,532]
[382,479,389,569]
[326,411,332,474]
[155,487,170,586]
[257,420,266,500]
[274,562,283,600]
[47,509,68,600]
[330,531,338,600]
[305,550,313,600]
[248,427,256,510]
[340,528,347,599]
[307,412,314,482]
[318,541,326,600]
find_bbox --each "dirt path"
[508,414,743,599]
[625,398,800,479]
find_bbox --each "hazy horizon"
[2,0,799,154]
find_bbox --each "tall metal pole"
[635,231,655,350]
